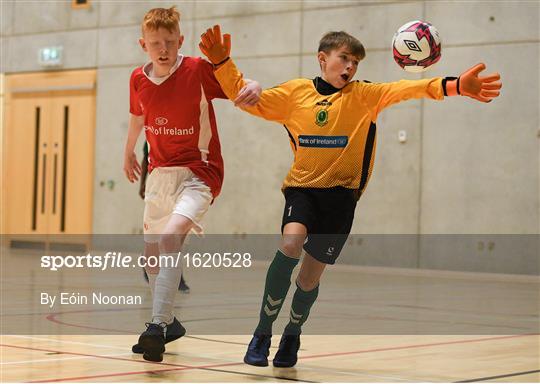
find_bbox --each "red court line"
[29,367,206,383]
[0,343,240,369]
[1,343,243,383]
[45,313,135,334]
[2,333,538,383]
[299,333,540,360]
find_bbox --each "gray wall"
[1,1,538,272]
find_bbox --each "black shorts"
[281,187,357,264]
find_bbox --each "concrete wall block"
[1,1,14,36]
[194,1,302,19]
[340,235,419,268]
[302,2,424,52]
[194,12,302,58]
[426,1,540,45]
[419,235,539,275]
[69,0,99,29]
[97,25,146,67]
[63,29,98,68]
[180,20,197,58]
[353,106,422,235]
[0,38,8,73]
[93,67,143,234]
[300,54,320,79]
[13,2,70,35]
[7,29,97,73]
[99,1,195,27]
[302,0,373,10]
[421,43,539,234]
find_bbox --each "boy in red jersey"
[199,26,502,367]
[123,8,261,362]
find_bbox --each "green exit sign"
[38,46,63,67]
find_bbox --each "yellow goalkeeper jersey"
[214,59,445,195]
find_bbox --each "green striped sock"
[283,283,319,335]
[254,250,299,335]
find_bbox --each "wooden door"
[2,70,96,237]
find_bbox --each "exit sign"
[38,46,63,67]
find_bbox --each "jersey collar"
[313,76,341,96]
[142,54,184,85]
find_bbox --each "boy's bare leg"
[296,253,326,291]
[280,222,307,258]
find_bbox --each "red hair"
[142,7,180,35]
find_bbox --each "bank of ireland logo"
[315,109,328,127]
[155,117,168,126]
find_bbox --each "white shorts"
[143,167,213,241]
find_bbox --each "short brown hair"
[142,7,180,35]
[318,31,365,60]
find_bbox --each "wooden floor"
[1,246,539,382]
[2,334,539,382]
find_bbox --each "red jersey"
[129,56,226,197]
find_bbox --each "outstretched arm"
[199,25,291,124]
[361,63,502,118]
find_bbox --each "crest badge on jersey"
[315,109,328,127]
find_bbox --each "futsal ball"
[392,20,441,73]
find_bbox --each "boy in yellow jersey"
[199,26,502,368]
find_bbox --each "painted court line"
[1,343,244,383]
[0,343,215,368]
[298,364,417,382]
[190,366,318,383]
[1,352,133,365]
[5,334,127,351]
[1,333,537,382]
[297,333,539,361]
[455,369,540,382]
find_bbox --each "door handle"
[60,105,69,232]
[32,107,41,230]
[41,143,47,215]
[52,143,58,215]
